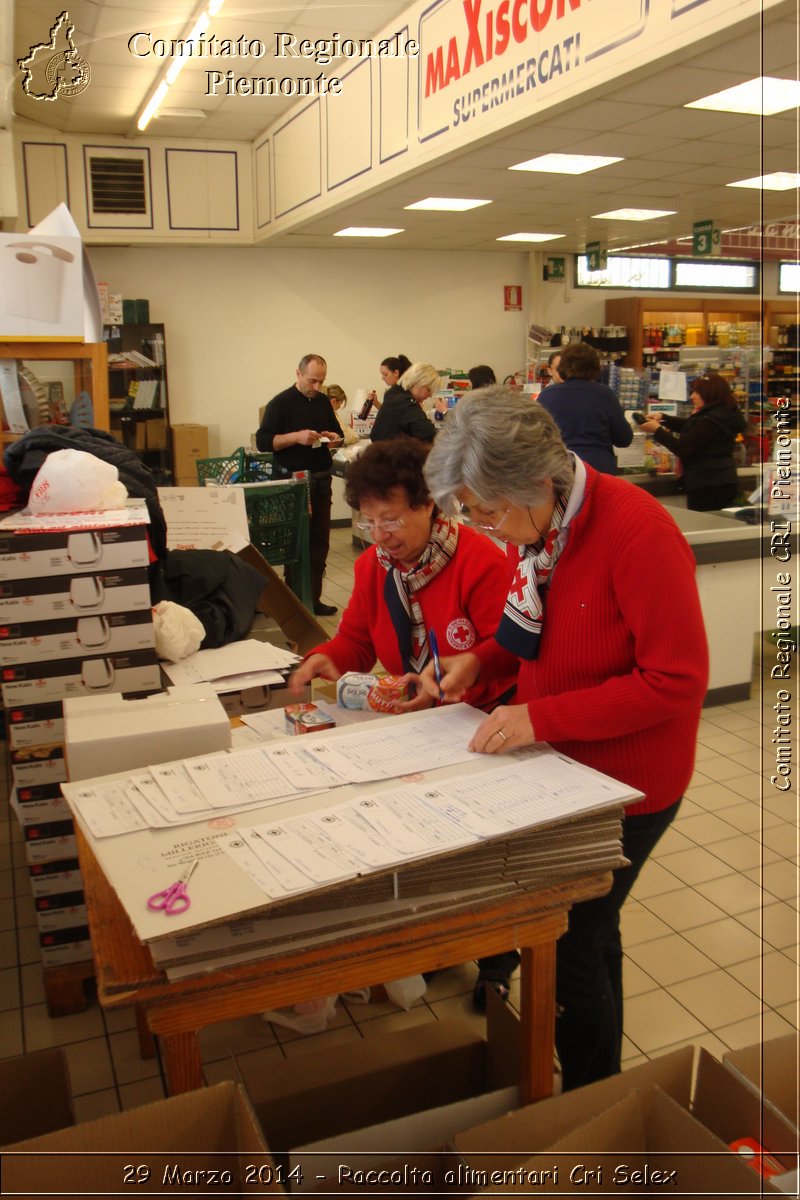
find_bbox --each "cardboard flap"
[723,1034,799,1137]
[454,1044,695,1170]
[0,1048,73,1144]
[693,1047,798,1163]
[1,1082,275,1196]
[238,543,327,655]
[238,1019,488,1152]
[509,1088,775,1195]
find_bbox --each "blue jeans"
[555,799,682,1091]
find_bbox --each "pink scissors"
[147,860,198,916]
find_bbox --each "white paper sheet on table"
[161,639,298,687]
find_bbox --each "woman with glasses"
[414,388,708,1089]
[639,373,746,511]
[289,436,515,712]
[289,435,519,1008]
[370,363,438,444]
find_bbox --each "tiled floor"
[0,525,797,1123]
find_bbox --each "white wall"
[87,245,528,455]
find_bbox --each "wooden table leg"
[159,1030,204,1095]
[519,941,557,1105]
[135,1005,156,1060]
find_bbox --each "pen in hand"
[428,628,444,703]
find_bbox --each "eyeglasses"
[354,514,407,533]
[457,503,512,532]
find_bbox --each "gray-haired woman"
[370,362,438,444]
[415,386,709,1090]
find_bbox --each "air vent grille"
[89,156,147,214]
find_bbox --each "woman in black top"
[641,373,746,511]
[365,354,412,412]
[370,362,438,443]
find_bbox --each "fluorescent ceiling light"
[686,76,800,115]
[496,232,565,242]
[334,227,404,238]
[134,0,225,131]
[137,81,169,132]
[510,153,623,174]
[404,197,491,211]
[592,208,677,220]
[727,172,800,190]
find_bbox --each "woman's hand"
[414,653,481,704]
[389,681,436,714]
[639,418,662,433]
[469,704,535,755]
[288,653,340,695]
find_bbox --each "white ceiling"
[12,0,800,253]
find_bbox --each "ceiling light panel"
[404,197,492,211]
[592,208,677,221]
[334,227,404,237]
[686,76,800,115]
[496,232,565,242]
[727,172,800,190]
[509,153,623,174]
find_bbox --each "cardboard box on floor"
[238,993,521,1174]
[0,1048,73,1145]
[455,1044,798,1184]
[510,1086,778,1195]
[172,423,209,484]
[723,1033,799,1137]
[1,1081,276,1197]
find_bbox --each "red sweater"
[313,525,516,711]
[475,468,709,815]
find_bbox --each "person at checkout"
[289,436,520,1008]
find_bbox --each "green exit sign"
[692,220,721,256]
[586,242,607,272]
[546,256,566,280]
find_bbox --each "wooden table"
[77,824,611,1104]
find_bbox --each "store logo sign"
[18,10,91,102]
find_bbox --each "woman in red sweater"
[290,436,515,712]
[417,389,709,1090]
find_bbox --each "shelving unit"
[605,298,763,369]
[0,339,109,445]
[104,322,172,484]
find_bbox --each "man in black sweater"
[256,354,343,616]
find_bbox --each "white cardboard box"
[0,525,149,581]
[0,609,154,665]
[63,684,231,781]
[0,567,151,623]
[1,649,161,704]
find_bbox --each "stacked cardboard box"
[0,517,161,968]
[172,423,209,485]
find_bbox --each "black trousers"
[286,471,332,607]
[687,482,738,511]
[555,799,682,1091]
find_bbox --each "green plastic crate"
[241,481,307,567]
[196,449,275,486]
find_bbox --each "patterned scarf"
[495,454,586,661]
[376,514,459,673]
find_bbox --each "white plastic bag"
[262,995,338,1034]
[383,974,427,1010]
[152,600,205,661]
[28,449,127,512]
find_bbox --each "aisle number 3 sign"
[693,220,722,256]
